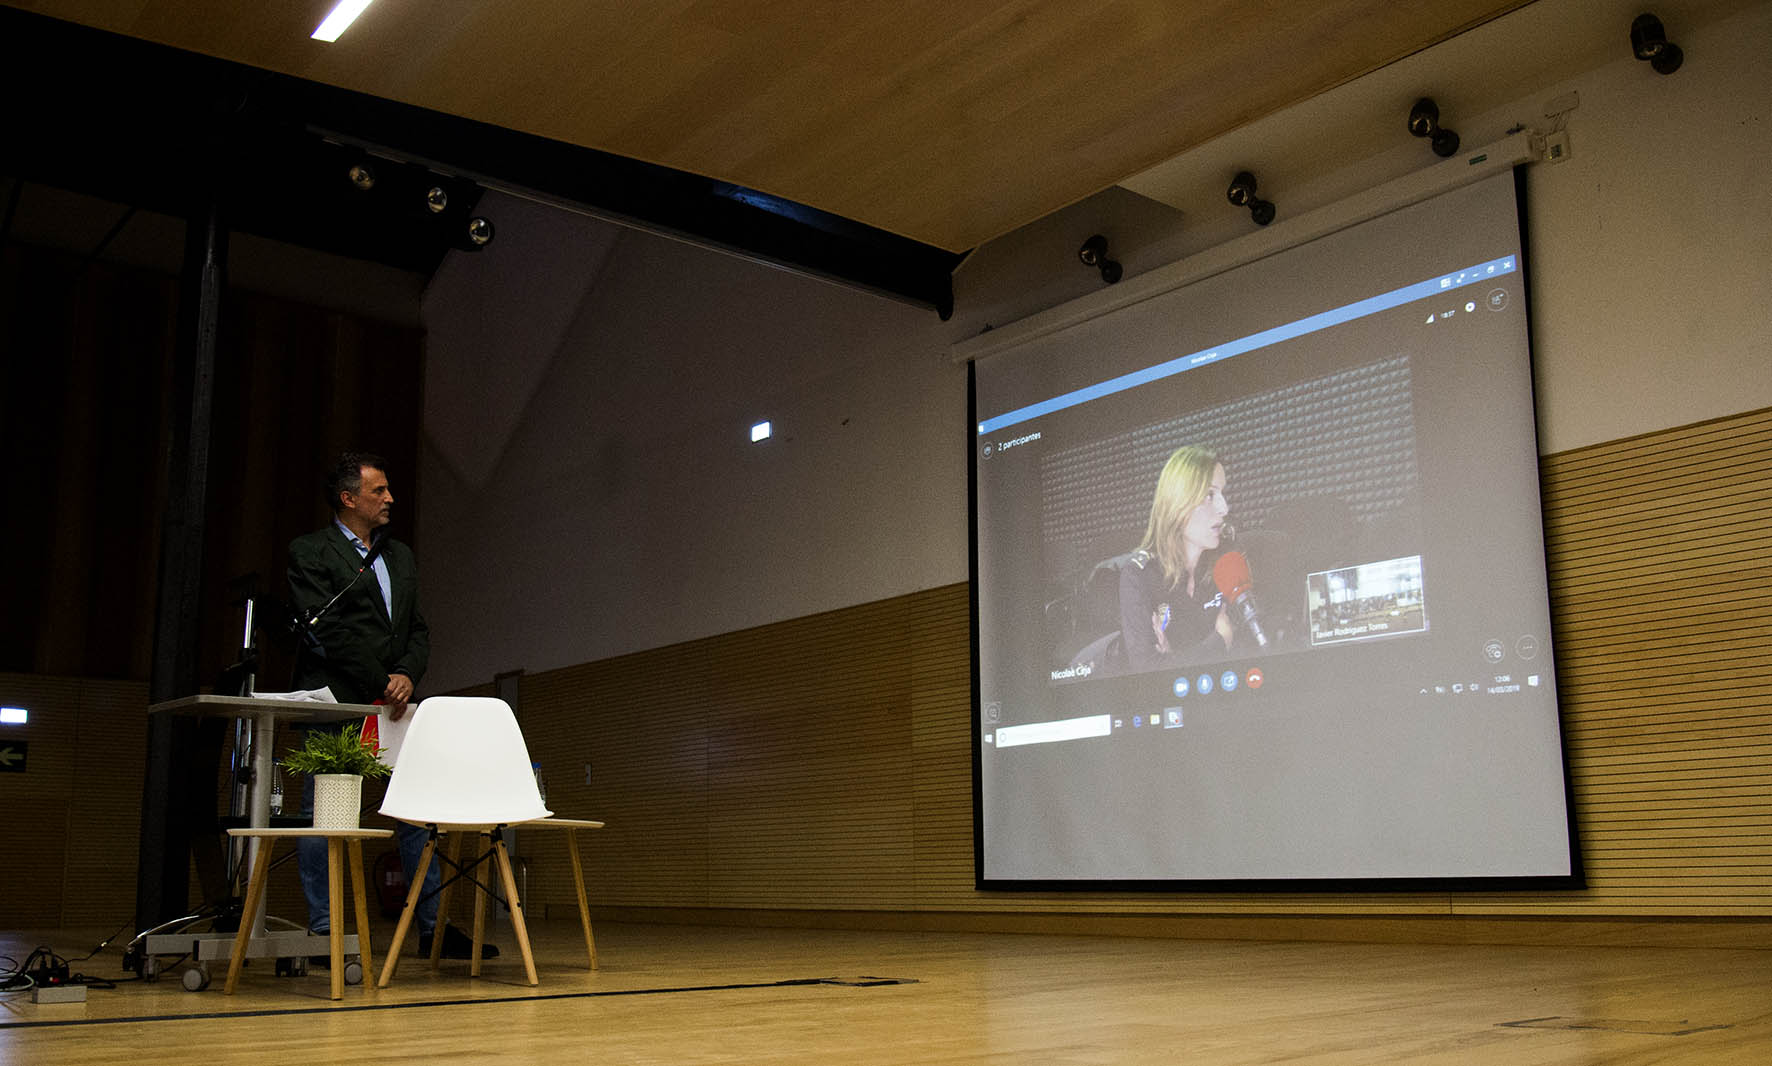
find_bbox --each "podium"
[134,694,379,987]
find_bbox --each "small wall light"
[751,421,773,442]
[1630,13,1683,75]
[1227,171,1276,226]
[1408,98,1461,158]
[1077,234,1123,285]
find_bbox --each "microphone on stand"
[1211,550,1270,649]
[305,533,389,630]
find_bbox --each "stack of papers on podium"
[247,686,339,703]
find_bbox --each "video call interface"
[973,171,1577,886]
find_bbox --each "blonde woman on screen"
[1119,445,1235,671]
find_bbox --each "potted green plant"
[280,721,392,830]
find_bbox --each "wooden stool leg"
[378,833,434,988]
[470,832,489,977]
[224,840,276,995]
[565,830,597,969]
[347,838,376,988]
[492,836,539,985]
[327,838,345,1000]
[430,831,464,968]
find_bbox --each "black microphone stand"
[288,531,389,685]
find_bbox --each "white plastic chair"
[376,696,551,986]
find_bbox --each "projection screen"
[972,168,1578,888]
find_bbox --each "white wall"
[419,212,962,690]
[1518,1,1772,451]
[417,1,1772,692]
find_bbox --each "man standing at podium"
[288,451,492,960]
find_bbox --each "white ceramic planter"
[311,773,363,830]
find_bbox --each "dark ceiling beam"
[277,82,965,316]
[2,9,470,275]
[0,7,962,314]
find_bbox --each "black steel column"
[135,196,228,928]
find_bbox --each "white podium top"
[148,693,380,724]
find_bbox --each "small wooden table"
[517,817,605,970]
[224,827,393,1000]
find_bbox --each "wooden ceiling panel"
[126,2,324,55]
[10,0,1531,251]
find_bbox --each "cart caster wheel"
[275,956,295,977]
[182,966,211,992]
[143,956,160,982]
[343,959,363,986]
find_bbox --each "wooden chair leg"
[327,838,345,1000]
[430,830,464,968]
[378,833,434,988]
[492,836,539,985]
[347,838,376,988]
[470,832,490,977]
[224,840,276,995]
[565,829,597,970]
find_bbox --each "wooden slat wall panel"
[909,589,976,904]
[0,675,80,927]
[63,679,149,928]
[521,652,712,910]
[1533,406,1772,916]
[0,674,147,930]
[704,598,916,909]
[513,406,1772,924]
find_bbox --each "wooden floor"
[3,920,1769,1064]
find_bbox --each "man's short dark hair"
[325,451,388,512]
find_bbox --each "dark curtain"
[0,239,424,685]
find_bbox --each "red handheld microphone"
[1211,550,1270,648]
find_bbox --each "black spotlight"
[1226,171,1276,227]
[1408,98,1460,158]
[1078,234,1122,285]
[346,162,376,191]
[425,186,449,214]
[466,217,495,248]
[1630,13,1683,75]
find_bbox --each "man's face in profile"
[341,465,394,531]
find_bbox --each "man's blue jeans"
[298,775,440,936]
